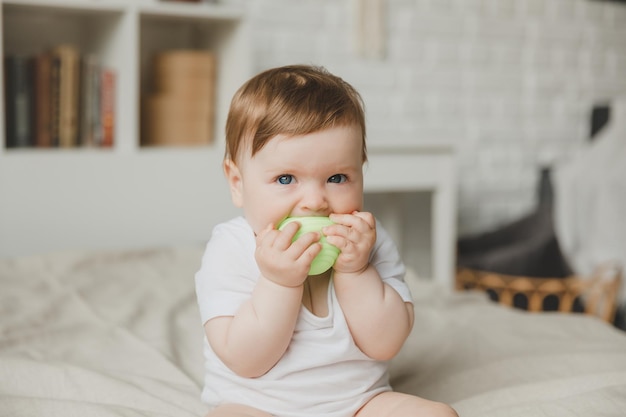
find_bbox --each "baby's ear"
[223,159,243,208]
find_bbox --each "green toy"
[278,216,340,275]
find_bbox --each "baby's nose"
[300,185,329,213]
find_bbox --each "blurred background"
[248,0,626,326]
[244,0,626,235]
[2,0,625,323]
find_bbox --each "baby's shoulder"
[209,217,254,248]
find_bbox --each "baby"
[195,65,458,417]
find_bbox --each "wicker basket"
[456,262,622,323]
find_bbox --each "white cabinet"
[0,0,251,256]
[365,145,457,286]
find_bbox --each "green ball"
[278,216,340,275]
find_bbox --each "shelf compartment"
[139,2,244,22]
[2,2,128,151]
[0,0,249,154]
[138,7,246,148]
[3,2,125,60]
[2,0,126,13]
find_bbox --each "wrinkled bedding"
[1,247,626,416]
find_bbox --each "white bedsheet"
[395,279,626,416]
[0,247,207,416]
[1,247,626,416]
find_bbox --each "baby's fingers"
[255,223,276,246]
[289,232,322,276]
[299,240,323,267]
[289,230,321,254]
[323,234,348,252]
[329,211,375,231]
[274,221,301,249]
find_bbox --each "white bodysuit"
[195,216,412,417]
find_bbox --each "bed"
[2,245,626,416]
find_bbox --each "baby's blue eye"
[328,174,347,184]
[277,175,294,185]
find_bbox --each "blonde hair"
[225,65,367,163]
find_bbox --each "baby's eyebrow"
[333,166,359,173]
[264,166,294,174]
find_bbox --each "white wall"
[243,0,626,236]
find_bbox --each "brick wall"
[245,0,626,236]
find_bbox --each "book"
[79,54,100,147]
[4,55,35,148]
[152,50,215,97]
[145,50,216,145]
[33,52,53,147]
[53,44,80,147]
[144,94,212,146]
[49,52,61,147]
[100,67,115,148]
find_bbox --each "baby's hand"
[324,211,376,275]
[255,221,322,287]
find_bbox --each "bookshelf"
[0,0,251,256]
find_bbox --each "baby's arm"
[333,266,414,360]
[326,212,414,360]
[205,222,321,378]
[205,276,303,378]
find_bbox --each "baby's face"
[229,125,364,235]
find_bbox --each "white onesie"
[195,216,412,417]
